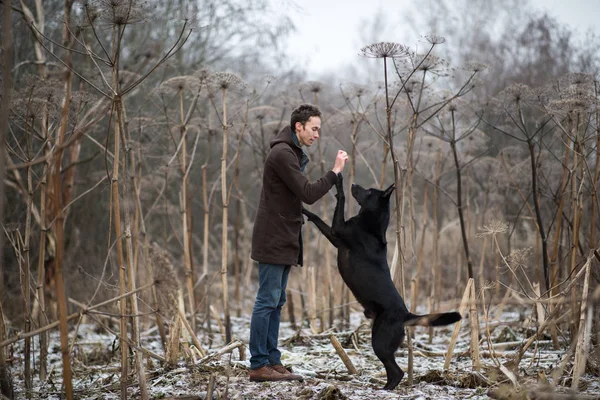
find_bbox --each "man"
[249,104,348,382]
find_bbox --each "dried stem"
[51,3,75,397]
[444,278,473,370]
[330,334,358,375]
[178,87,196,334]
[220,86,232,343]
[469,282,481,371]
[571,263,591,389]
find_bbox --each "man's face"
[295,116,321,147]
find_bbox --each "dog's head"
[351,183,395,213]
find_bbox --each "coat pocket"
[273,212,302,254]
[278,212,302,222]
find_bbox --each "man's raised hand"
[332,149,348,174]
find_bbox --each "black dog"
[302,173,461,390]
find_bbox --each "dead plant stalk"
[50,3,75,397]
[220,86,232,343]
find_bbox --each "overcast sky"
[276,0,600,76]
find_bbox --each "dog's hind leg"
[371,314,405,390]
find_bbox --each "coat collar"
[271,125,309,172]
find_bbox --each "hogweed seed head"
[444,97,470,115]
[10,95,59,121]
[340,82,370,100]
[353,85,369,98]
[84,0,151,27]
[547,95,596,115]
[274,90,296,108]
[415,54,447,73]
[423,34,446,45]
[560,82,595,100]
[33,77,63,102]
[301,80,324,94]
[22,74,41,92]
[534,83,554,103]
[71,90,95,107]
[461,129,489,154]
[447,100,458,112]
[399,79,421,95]
[506,247,533,271]
[465,62,489,73]
[117,69,143,87]
[159,76,201,95]
[4,223,22,233]
[559,72,594,87]
[249,105,278,121]
[476,220,509,237]
[360,42,409,58]
[208,72,245,91]
[261,75,278,85]
[494,83,534,111]
[178,11,200,31]
[193,67,211,83]
[401,53,449,77]
[543,74,597,115]
[261,120,283,136]
[504,83,532,102]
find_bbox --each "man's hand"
[332,150,348,174]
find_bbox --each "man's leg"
[266,264,291,365]
[249,263,287,370]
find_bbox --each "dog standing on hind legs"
[302,173,461,390]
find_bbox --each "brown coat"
[251,126,337,266]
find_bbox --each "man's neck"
[291,129,303,148]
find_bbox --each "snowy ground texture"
[8,308,600,399]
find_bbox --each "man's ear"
[384,184,395,198]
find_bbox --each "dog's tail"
[404,312,461,327]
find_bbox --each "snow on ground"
[7,307,600,399]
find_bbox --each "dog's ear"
[384,183,395,198]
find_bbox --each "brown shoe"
[270,364,303,381]
[249,365,288,382]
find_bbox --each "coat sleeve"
[270,146,337,205]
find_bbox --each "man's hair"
[290,104,321,132]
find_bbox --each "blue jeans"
[249,263,291,370]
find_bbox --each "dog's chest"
[337,247,387,276]
[337,248,351,273]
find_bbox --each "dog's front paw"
[302,207,314,220]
